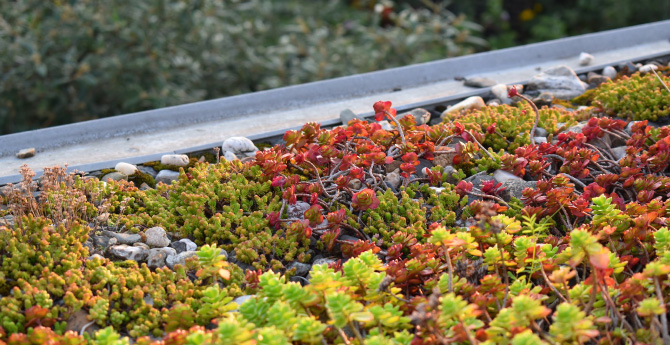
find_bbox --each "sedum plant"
[586,71,670,121]
[7,87,670,344]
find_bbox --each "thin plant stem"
[539,264,569,303]
[385,110,406,146]
[444,247,454,293]
[652,69,670,94]
[512,91,541,146]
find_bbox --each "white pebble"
[493,169,522,182]
[602,66,617,79]
[639,64,659,73]
[155,170,180,185]
[223,151,238,162]
[161,154,190,167]
[491,84,509,101]
[441,96,486,118]
[579,52,594,66]
[115,162,138,175]
[222,137,258,158]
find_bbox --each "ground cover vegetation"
[1,66,670,344]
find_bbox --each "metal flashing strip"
[1,21,669,184]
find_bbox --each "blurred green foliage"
[447,0,670,49]
[0,0,485,134]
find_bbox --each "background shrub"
[0,0,485,134]
[448,0,670,48]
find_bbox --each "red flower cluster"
[373,101,396,121]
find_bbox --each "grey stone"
[527,65,587,100]
[340,235,359,243]
[87,170,104,178]
[108,245,148,262]
[170,241,186,253]
[378,120,393,131]
[92,235,117,249]
[233,260,256,272]
[16,148,35,159]
[464,77,497,88]
[147,248,176,269]
[287,201,311,219]
[133,242,150,250]
[620,61,637,74]
[115,162,138,175]
[486,99,501,106]
[601,131,627,148]
[499,180,537,202]
[491,84,511,104]
[88,254,104,261]
[222,137,258,158]
[579,52,594,66]
[463,172,495,204]
[161,154,190,167]
[170,239,197,253]
[532,93,554,107]
[625,121,641,135]
[611,146,627,161]
[602,66,617,79]
[101,172,127,182]
[416,158,435,177]
[312,257,339,266]
[182,239,197,251]
[534,127,548,137]
[386,170,401,190]
[564,121,588,134]
[464,172,495,189]
[233,295,255,307]
[139,183,151,191]
[144,294,154,306]
[66,309,100,336]
[165,254,181,269]
[587,72,610,87]
[224,249,234,262]
[0,215,15,227]
[429,187,445,195]
[102,230,141,245]
[287,261,312,277]
[219,249,228,261]
[83,241,94,254]
[348,179,362,190]
[156,170,180,185]
[340,109,364,125]
[137,165,157,178]
[166,251,198,269]
[493,169,522,183]
[145,227,170,248]
[397,108,431,125]
[533,137,547,144]
[443,165,459,185]
[441,96,485,118]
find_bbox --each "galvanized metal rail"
[1,20,669,185]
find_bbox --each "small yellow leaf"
[219,268,231,280]
[351,312,374,323]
